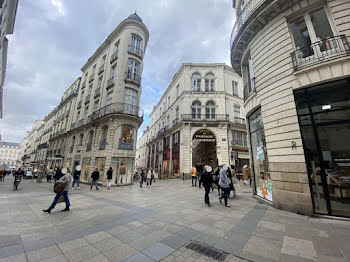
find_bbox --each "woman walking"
[147,168,154,188]
[106,167,113,190]
[43,167,72,213]
[219,165,231,207]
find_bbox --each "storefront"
[94,157,106,182]
[248,108,272,202]
[294,78,350,217]
[111,157,134,185]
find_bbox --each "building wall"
[234,0,350,215]
[0,141,19,169]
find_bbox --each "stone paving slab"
[0,178,349,262]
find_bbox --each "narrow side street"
[0,178,349,262]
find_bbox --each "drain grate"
[185,241,228,261]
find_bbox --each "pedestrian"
[53,166,62,180]
[201,165,213,207]
[146,168,154,187]
[191,166,197,187]
[219,164,231,207]
[243,164,251,187]
[140,168,145,188]
[47,168,53,183]
[72,165,81,189]
[106,167,113,190]
[90,168,100,190]
[0,170,4,181]
[43,167,72,213]
[227,166,235,198]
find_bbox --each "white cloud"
[50,0,66,16]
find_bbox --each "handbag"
[54,181,66,194]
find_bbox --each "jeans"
[192,176,197,186]
[72,177,80,188]
[90,179,99,190]
[204,186,210,204]
[147,178,152,186]
[221,188,230,206]
[49,191,70,210]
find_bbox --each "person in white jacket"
[146,168,154,187]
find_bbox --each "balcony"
[106,76,115,89]
[99,140,107,150]
[110,50,118,64]
[233,117,246,125]
[98,64,104,75]
[94,88,101,98]
[89,74,94,83]
[128,45,143,58]
[157,126,169,136]
[125,72,141,85]
[84,94,91,104]
[119,138,134,149]
[86,143,92,152]
[182,114,229,122]
[243,77,256,102]
[77,100,82,109]
[291,35,350,71]
[172,118,179,127]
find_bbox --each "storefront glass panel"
[112,157,134,185]
[295,78,350,217]
[249,108,272,201]
[94,157,106,182]
[82,157,91,182]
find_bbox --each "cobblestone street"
[0,177,349,262]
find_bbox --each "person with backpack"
[90,168,100,191]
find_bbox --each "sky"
[0,0,236,143]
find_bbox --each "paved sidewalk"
[0,177,349,262]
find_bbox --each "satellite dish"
[223,164,228,171]
[61,168,67,174]
[76,165,81,171]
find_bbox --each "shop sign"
[194,134,215,142]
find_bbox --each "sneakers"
[225,205,231,208]
[77,187,80,189]
[72,187,74,190]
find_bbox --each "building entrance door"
[192,129,217,171]
[295,78,350,217]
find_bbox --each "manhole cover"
[186,241,228,261]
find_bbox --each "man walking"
[201,165,213,207]
[106,167,113,190]
[72,165,81,189]
[191,166,197,187]
[140,168,145,188]
[90,168,100,191]
[219,164,231,207]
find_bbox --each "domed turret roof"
[127,12,143,23]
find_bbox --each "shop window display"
[249,108,272,201]
[82,157,91,182]
[94,157,106,182]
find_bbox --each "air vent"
[186,241,228,261]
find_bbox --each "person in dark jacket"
[219,165,231,207]
[90,168,100,191]
[201,165,213,207]
[140,168,145,188]
[72,165,81,189]
[106,167,113,190]
[53,167,62,180]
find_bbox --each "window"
[102,55,106,65]
[127,59,140,80]
[205,101,216,119]
[79,134,84,146]
[97,78,102,90]
[174,132,179,144]
[84,105,89,118]
[114,41,119,53]
[119,126,134,149]
[111,66,116,78]
[176,107,179,120]
[92,65,96,74]
[94,100,99,112]
[232,130,247,147]
[234,105,240,118]
[191,100,202,119]
[192,73,201,92]
[176,85,179,97]
[107,92,113,105]
[89,85,93,95]
[99,126,108,149]
[205,73,215,92]
[86,131,93,151]
[290,7,334,58]
[130,35,142,56]
[232,81,238,96]
[123,88,137,114]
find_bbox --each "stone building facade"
[0,141,19,170]
[136,63,248,178]
[230,0,350,217]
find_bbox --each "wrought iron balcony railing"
[98,64,104,75]
[106,76,115,89]
[110,50,118,64]
[243,77,256,102]
[128,45,143,58]
[291,35,350,71]
[172,118,179,127]
[125,72,141,85]
[181,114,229,122]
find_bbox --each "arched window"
[206,101,216,119]
[191,100,202,119]
[78,134,84,146]
[205,73,215,92]
[99,126,108,150]
[86,131,94,151]
[191,73,201,92]
[70,137,75,153]
[119,125,135,149]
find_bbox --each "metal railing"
[243,77,256,102]
[128,45,143,58]
[84,94,91,104]
[291,35,350,71]
[181,114,229,122]
[172,118,179,127]
[230,0,268,48]
[233,117,246,125]
[110,50,118,64]
[89,74,94,83]
[125,72,140,85]
[94,88,101,98]
[98,64,104,75]
[157,126,169,136]
[106,76,115,89]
